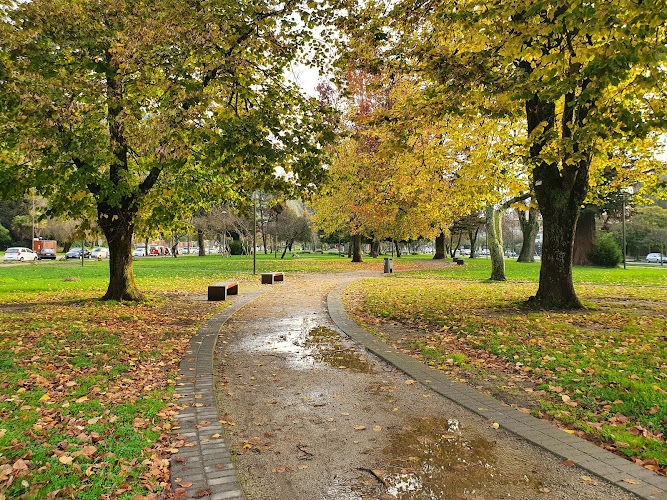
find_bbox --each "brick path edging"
[171,292,263,500]
[327,285,667,500]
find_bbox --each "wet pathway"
[211,272,647,500]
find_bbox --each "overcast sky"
[289,63,322,97]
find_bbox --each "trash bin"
[384,257,393,273]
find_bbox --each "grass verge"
[0,294,221,498]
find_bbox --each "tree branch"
[500,191,531,211]
[72,158,101,195]
[138,165,163,195]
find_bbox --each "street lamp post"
[252,193,257,275]
[31,189,35,250]
[620,187,633,270]
[622,194,627,270]
[221,210,227,257]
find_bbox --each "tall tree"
[337,0,667,307]
[312,71,515,261]
[276,209,311,258]
[516,205,540,263]
[0,0,332,300]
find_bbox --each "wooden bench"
[208,281,239,301]
[453,257,465,265]
[261,272,284,284]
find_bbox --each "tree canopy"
[0,0,334,299]
[311,70,525,258]
[333,0,667,306]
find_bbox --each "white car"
[91,247,110,259]
[132,247,146,257]
[646,253,667,263]
[3,247,38,262]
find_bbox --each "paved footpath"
[171,272,667,500]
[171,291,264,500]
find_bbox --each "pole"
[31,189,35,250]
[622,193,627,270]
[221,210,227,258]
[252,192,257,275]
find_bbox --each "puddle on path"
[237,316,372,373]
[305,326,372,373]
[370,416,543,499]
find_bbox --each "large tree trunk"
[198,229,206,256]
[371,239,380,258]
[486,205,506,281]
[517,207,539,263]
[528,94,588,308]
[351,234,363,262]
[394,240,402,258]
[534,203,582,307]
[433,232,446,259]
[98,208,143,301]
[572,207,596,266]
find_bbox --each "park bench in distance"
[261,272,284,284]
[453,257,465,265]
[208,281,239,301]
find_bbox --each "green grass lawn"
[0,252,410,302]
[345,259,666,474]
[401,256,667,286]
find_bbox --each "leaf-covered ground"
[0,292,220,499]
[0,255,663,497]
[0,254,417,499]
[346,278,667,475]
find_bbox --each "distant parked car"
[91,247,110,259]
[646,253,667,263]
[37,248,57,260]
[65,248,91,259]
[3,247,38,262]
[132,247,146,257]
[148,245,169,256]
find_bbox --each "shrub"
[228,240,245,255]
[587,232,622,267]
[0,223,11,248]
